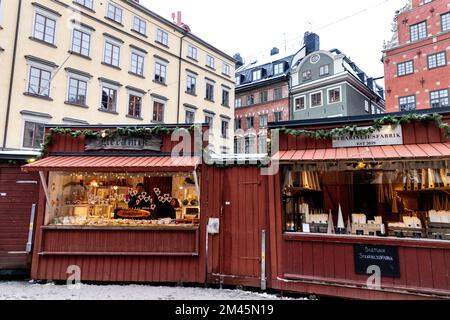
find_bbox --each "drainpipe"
[287,75,292,120]
[2,0,22,150]
[176,33,187,123]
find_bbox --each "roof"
[22,156,200,172]
[275,143,450,162]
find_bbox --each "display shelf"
[398,187,450,194]
[284,187,322,194]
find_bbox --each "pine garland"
[276,113,450,140]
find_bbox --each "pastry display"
[116,208,151,219]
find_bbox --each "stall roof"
[274,143,450,162]
[22,156,200,172]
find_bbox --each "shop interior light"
[26,158,36,164]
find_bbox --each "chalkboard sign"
[354,244,400,278]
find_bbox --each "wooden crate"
[387,227,426,239]
[426,221,450,240]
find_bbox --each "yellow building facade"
[0,0,235,156]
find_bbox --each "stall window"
[23,121,45,149]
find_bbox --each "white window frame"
[235,76,241,85]
[309,91,323,108]
[206,55,215,69]
[252,69,262,81]
[130,48,146,76]
[327,86,342,104]
[106,2,122,24]
[223,63,231,76]
[74,0,94,9]
[66,71,90,105]
[20,114,50,151]
[442,12,450,32]
[25,59,55,97]
[154,58,168,84]
[70,24,92,57]
[364,100,370,113]
[205,81,215,101]
[99,81,119,113]
[156,28,168,46]
[235,98,242,108]
[184,107,196,124]
[274,63,284,75]
[127,89,144,118]
[188,44,198,60]
[31,6,59,45]
[103,36,122,67]
[133,16,147,35]
[152,97,166,123]
[294,95,306,111]
[186,73,197,95]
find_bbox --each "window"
[410,21,427,42]
[67,78,87,105]
[133,16,146,35]
[186,74,196,95]
[156,29,168,46]
[259,114,268,128]
[246,117,254,129]
[130,52,145,76]
[319,65,329,76]
[188,45,198,60]
[247,95,254,106]
[428,52,446,69]
[222,89,230,106]
[274,88,283,100]
[371,104,375,114]
[100,86,117,112]
[71,28,91,57]
[234,138,243,154]
[442,12,450,32]
[258,135,267,154]
[223,63,231,76]
[260,91,268,103]
[235,118,242,130]
[152,101,164,122]
[423,0,433,3]
[252,70,262,81]
[235,98,242,108]
[221,120,229,139]
[127,94,142,118]
[430,90,449,108]
[397,60,414,76]
[310,92,322,107]
[107,3,122,23]
[274,111,283,122]
[399,95,416,111]
[206,55,215,69]
[245,136,256,154]
[302,70,312,81]
[185,110,195,124]
[33,12,56,44]
[154,61,167,84]
[206,83,214,101]
[274,63,284,75]
[328,87,341,104]
[23,121,45,149]
[104,40,120,67]
[294,96,306,111]
[364,100,370,113]
[28,66,51,97]
[235,76,241,85]
[74,0,93,9]
[205,115,213,127]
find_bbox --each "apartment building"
[383,0,450,112]
[0,0,235,157]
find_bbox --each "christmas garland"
[40,125,200,158]
[275,113,450,140]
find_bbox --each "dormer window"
[252,69,262,81]
[235,76,241,85]
[274,63,284,75]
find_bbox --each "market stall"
[268,109,450,299]
[22,125,207,283]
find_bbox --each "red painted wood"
[429,249,448,290]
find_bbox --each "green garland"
[40,125,200,158]
[276,113,450,140]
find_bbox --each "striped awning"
[22,156,200,172]
[273,143,450,162]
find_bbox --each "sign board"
[332,125,403,148]
[85,135,162,151]
[207,218,220,235]
[354,244,400,278]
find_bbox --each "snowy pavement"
[0,281,299,300]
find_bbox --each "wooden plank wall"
[0,164,39,272]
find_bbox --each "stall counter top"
[42,225,200,232]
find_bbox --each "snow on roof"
[237,47,301,73]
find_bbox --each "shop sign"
[332,125,403,148]
[354,244,400,278]
[85,135,162,151]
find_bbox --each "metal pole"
[26,204,36,253]
[261,229,267,291]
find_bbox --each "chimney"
[233,53,244,69]
[171,11,183,26]
[304,32,320,55]
[270,47,280,56]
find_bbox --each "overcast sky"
[142,0,407,84]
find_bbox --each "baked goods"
[116,208,151,219]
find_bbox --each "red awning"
[274,143,450,162]
[22,156,200,172]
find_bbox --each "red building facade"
[383,0,450,113]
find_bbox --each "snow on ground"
[0,281,300,300]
